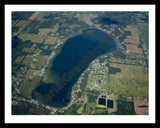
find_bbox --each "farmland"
[123,25,143,54]
[108,63,148,98]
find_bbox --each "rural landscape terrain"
[12,11,149,115]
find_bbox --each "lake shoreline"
[32,28,116,108]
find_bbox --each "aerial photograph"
[12,11,149,115]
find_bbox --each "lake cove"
[32,28,116,108]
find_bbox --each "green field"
[18,33,46,43]
[77,106,83,114]
[98,105,106,108]
[21,55,33,65]
[108,63,148,98]
[14,56,25,64]
[137,22,149,50]
[19,76,42,98]
[30,55,48,69]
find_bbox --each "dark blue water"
[32,28,116,108]
[101,18,120,25]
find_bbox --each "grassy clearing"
[126,44,143,54]
[108,56,146,67]
[38,28,52,36]
[19,76,42,98]
[75,14,84,21]
[109,77,148,98]
[18,24,59,44]
[83,102,97,115]
[137,22,148,50]
[51,23,59,34]
[116,100,136,115]
[18,33,45,43]
[109,63,148,81]
[13,20,30,36]
[19,69,42,98]
[124,25,143,54]
[108,63,148,98]
[35,12,50,20]
[98,105,106,108]
[77,106,83,114]
[31,55,48,69]
[14,55,25,64]
[22,46,35,53]
[24,69,40,80]
[44,36,58,45]
[125,39,140,45]
[21,55,33,65]
[124,25,139,40]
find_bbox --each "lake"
[32,28,116,108]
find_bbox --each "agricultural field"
[108,55,146,66]
[18,33,46,43]
[22,44,36,53]
[29,12,40,20]
[19,73,42,98]
[13,55,25,64]
[108,63,148,98]
[124,25,139,40]
[124,25,143,54]
[137,22,148,50]
[38,28,53,36]
[134,98,148,115]
[12,20,31,36]
[44,36,58,45]
[30,55,48,69]
[126,44,143,54]
[21,55,33,66]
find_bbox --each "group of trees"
[116,100,136,115]
[108,66,121,75]
[12,101,51,115]
[112,50,127,59]
[12,12,34,21]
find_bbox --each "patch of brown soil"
[29,12,40,20]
